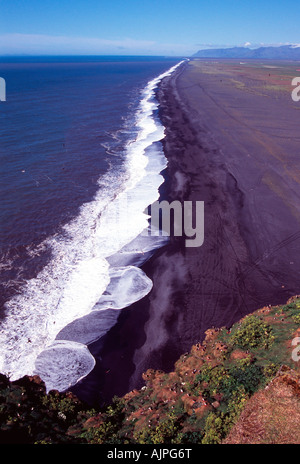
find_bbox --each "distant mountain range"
[192,45,300,60]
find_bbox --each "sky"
[0,0,299,56]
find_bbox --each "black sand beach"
[72,59,300,405]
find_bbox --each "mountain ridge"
[192,45,300,59]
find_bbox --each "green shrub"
[151,417,179,444]
[231,315,275,350]
[228,363,263,395]
[202,387,248,444]
[179,430,203,444]
[196,365,229,397]
[80,421,122,444]
[196,359,263,400]
[263,362,280,382]
[133,414,180,445]
[201,412,224,444]
[292,313,300,324]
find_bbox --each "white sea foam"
[94,266,152,310]
[0,60,184,391]
[34,340,96,393]
[56,309,120,345]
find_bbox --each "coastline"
[0,59,182,391]
[71,59,300,405]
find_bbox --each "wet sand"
[72,59,300,405]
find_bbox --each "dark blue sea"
[0,56,183,390]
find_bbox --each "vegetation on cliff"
[1,296,300,444]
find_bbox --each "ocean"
[0,56,183,391]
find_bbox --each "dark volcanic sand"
[72,59,300,405]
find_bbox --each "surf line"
[0,60,188,392]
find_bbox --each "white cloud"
[0,34,154,54]
[0,33,197,56]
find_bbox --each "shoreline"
[71,59,300,406]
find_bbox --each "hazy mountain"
[192,45,300,59]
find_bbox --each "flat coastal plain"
[73,59,300,404]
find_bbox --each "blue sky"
[0,0,299,56]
